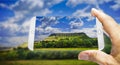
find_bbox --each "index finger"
[91,8,119,41]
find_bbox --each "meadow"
[0,60,97,65]
[0,48,98,65]
[0,33,111,65]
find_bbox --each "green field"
[0,48,98,65]
[0,60,98,65]
[0,32,110,65]
[0,33,99,65]
[35,48,98,51]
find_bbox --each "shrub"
[1,48,82,60]
[34,37,97,48]
[25,50,81,60]
[6,51,18,60]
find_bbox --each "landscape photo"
[0,0,119,65]
[34,16,98,49]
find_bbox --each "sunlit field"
[0,33,110,65]
[35,48,98,51]
[0,48,98,65]
[0,60,97,65]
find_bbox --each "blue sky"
[35,16,96,41]
[0,0,120,47]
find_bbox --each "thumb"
[78,50,118,65]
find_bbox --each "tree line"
[34,37,98,48]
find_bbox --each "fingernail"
[78,53,89,60]
[92,8,99,13]
[91,8,99,16]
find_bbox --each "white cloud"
[69,18,84,29]
[20,19,31,33]
[72,10,90,17]
[35,26,62,41]
[36,26,44,33]
[71,29,83,33]
[0,22,19,36]
[66,0,120,11]
[0,0,63,47]
[8,36,28,46]
[68,0,117,22]
[0,3,10,9]
[66,0,112,7]
[45,27,62,33]
[35,16,63,40]
[82,28,97,38]
[110,0,120,10]
[37,16,58,28]
[71,28,97,38]
[72,6,90,17]
[10,0,44,11]
[46,0,63,6]
[36,26,61,34]
[72,6,94,21]
[35,35,50,41]
[0,36,28,47]
[66,0,97,7]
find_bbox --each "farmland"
[0,33,111,65]
[0,60,97,65]
[0,48,98,65]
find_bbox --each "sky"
[35,16,96,41]
[0,0,120,47]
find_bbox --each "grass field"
[0,48,98,65]
[35,48,98,51]
[0,60,98,65]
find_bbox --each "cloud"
[36,26,61,34]
[0,36,28,47]
[0,22,19,36]
[35,26,62,41]
[35,16,62,33]
[36,16,59,28]
[110,0,120,10]
[66,0,112,7]
[72,6,90,17]
[72,6,94,21]
[45,27,62,33]
[82,28,97,38]
[19,19,31,34]
[0,0,63,47]
[69,17,84,29]
[67,0,119,22]
[71,28,97,38]
[35,16,63,41]
[66,0,120,11]
[66,0,97,7]
[35,35,50,41]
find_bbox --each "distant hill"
[49,32,89,37]
[19,32,96,49]
[34,32,97,48]
[0,47,13,51]
[44,32,91,41]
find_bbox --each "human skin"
[78,8,120,65]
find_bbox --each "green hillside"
[44,32,90,41]
[34,32,98,48]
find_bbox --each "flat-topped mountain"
[34,32,98,48]
[43,32,91,41]
[49,32,89,37]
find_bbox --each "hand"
[78,8,120,65]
